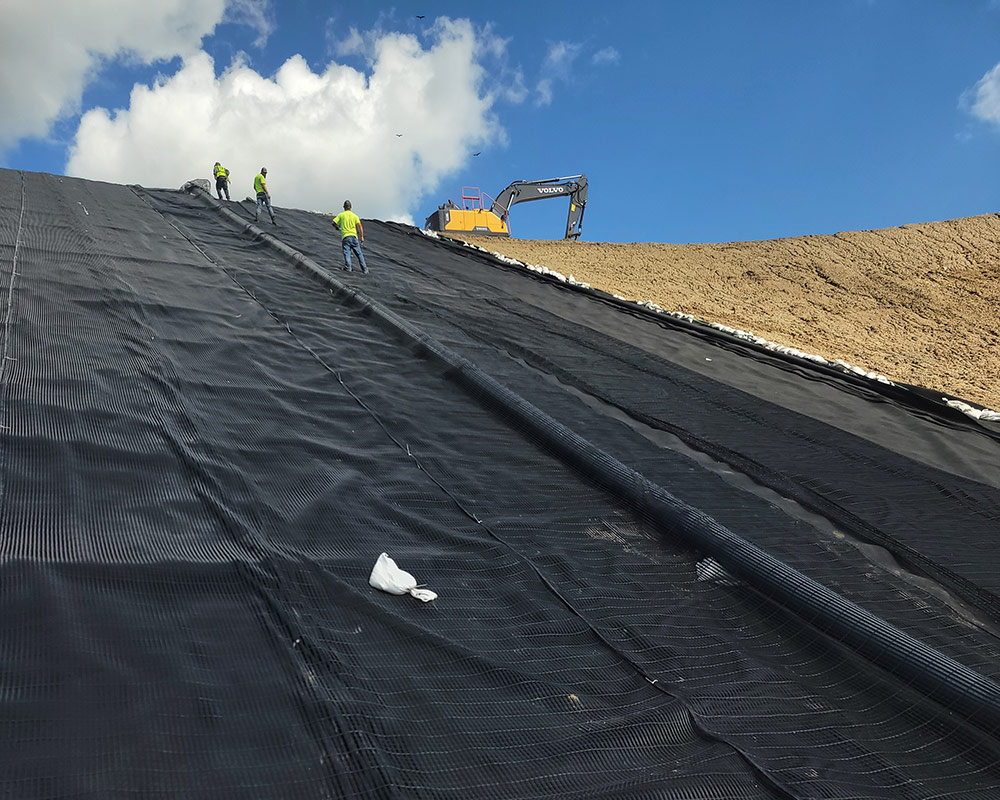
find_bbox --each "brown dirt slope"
[461,214,1000,411]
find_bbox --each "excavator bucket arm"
[491,175,588,240]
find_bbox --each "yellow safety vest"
[333,210,360,238]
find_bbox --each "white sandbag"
[369,553,438,602]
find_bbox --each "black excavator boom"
[490,174,588,240]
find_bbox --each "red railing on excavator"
[460,187,509,234]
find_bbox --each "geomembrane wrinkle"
[1,169,999,797]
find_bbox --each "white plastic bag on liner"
[369,553,438,602]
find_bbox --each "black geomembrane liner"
[1,168,999,798]
[198,187,1000,727]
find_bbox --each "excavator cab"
[425,175,587,240]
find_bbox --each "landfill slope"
[461,213,1000,410]
[5,170,1000,798]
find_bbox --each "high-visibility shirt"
[214,164,228,179]
[254,173,267,194]
[333,210,360,238]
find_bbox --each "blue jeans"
[255,192,273,220]
[342,236,367,272]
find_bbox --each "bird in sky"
[416,15,425,19]
[472,152,481,156]
[396,133,403,137]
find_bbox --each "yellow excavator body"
[425,205,510,237]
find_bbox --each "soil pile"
[461,214,1000,411]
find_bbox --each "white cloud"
[332,28,369,59]
[592,47,620,66]
[67,18,503,223]
[965,62,1000,127]
[500,71,529,105]
[534,41,582,105]
[0,0,243,148]
[327,10,410,64]
[536,78,554,107]
[473,25,528,104]
[543,41,582,75]
[223,0,275,47]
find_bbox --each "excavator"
[424,174,588,240]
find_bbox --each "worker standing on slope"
[254,167,276,225]
[213,162,231,200]
[331,200,368,273]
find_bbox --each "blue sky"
[3,1,1000,243]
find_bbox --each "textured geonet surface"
[1,168,1000,798]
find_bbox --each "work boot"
[254,215,259,223]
